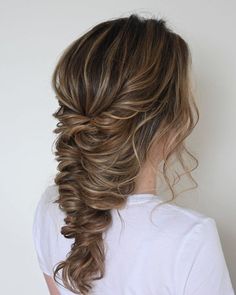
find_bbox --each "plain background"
[1,1,235,294]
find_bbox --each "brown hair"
[51,13,199,294]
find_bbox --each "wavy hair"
[51,13,199,294]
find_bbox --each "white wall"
[1,1,235,293]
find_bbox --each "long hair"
[51,13,199,294]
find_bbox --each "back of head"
[51,13,199,294]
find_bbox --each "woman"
[32,13,235,295]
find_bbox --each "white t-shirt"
[32,184,235,295]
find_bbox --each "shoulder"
[32,184,71,276]
[151,200,216,240]
[163,202,222,258]
[32,185,59,275]
[161,204,235,294]
[32,184,64,239]
[34,184,64,224]
[163,202,219,250]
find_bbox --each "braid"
[52,104,137,294]
[50,13,198,295]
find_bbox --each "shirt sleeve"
[32,186,54,276]
[175,217,235,295]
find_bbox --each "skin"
[43,137,164,294]
[133,136,164,195]
[43,273,60,295]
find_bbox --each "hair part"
[51,13,199,294]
